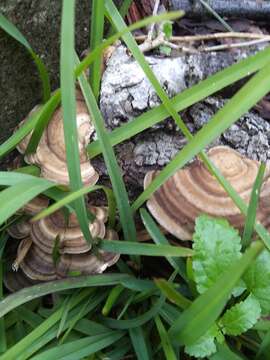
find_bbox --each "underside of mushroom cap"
[144,146,270,240]
[4,266,38,292]
[19,243,57,281]
[16,228,119,281]
[56,228,120,278]
[31,209,106,255]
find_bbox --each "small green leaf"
[219,294,261,336]
[159,45,172,56]
[244,249,270,315]
[185,324,219,358]
[192,215,242,294]
[162,21,172,39]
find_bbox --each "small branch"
[135,32,270,43]
[200,38,270,52]
[137,31,270,54]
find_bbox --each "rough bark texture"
[94,44,270,199]
[0,0,122,146]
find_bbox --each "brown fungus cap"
[144,146,270,240]
[30,209,106,255]
[16,92,99,186]
[4,266,38,292]
[18,228,119,281]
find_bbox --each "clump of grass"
[0,0,270,358]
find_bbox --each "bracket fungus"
[9,208,119,282]
[144,146,270,240]
[16,91,99,186]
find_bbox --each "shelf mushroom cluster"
[5,92,119,291]
[144,146,270,240]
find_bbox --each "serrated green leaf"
[219,294,261,336]
[192,215,242,294]
[244,249,270,315]
[184,324,218,358]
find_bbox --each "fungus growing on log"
[144,146,270,240]
[11,209,119,282]
[16,91,99,186]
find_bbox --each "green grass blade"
[77,55,137,245]
[0,274,131,318]
[256,328,270,360]
[0,289,93,360]
[32,184,116,227]
[60,0,92,244]
[100,296,164,329]
[102,285,124,316]
[0,109,41,159]
[155,315,177,360]
[87,45,270,159]
[0,11,199,158]
[210,343,244,360]
[89,0,104,97]
[31,332,124,360]
[168,241,264,346]
[103,0,270,250]
[155,279,191,310]
[132,62,270,211]
[25,90,61,154]
[105,0,190,141]
[198,0,233,32]
[98,239,193,257]
[129,326,150,360]
[107,0,133,36]
[242,163,266,248]
[140,209,187,280]
[0,178,55,226]
[0,13,51,102]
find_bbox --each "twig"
[135,32,270,43]
[137,31,270,54]
[147,0,160,41]
[200,38,270,52]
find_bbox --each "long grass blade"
[129,326,150,360]
[102,285,124,316]
[60,0,92,244]
[77,55,137,245]
[100,296,164,329]
[31,184,116,228]
[31,332,124,360]
[132,63,270,248]
[87,45,270,159]
[89,0,104,98]
[0,178,55,226]
[242,163,266,248]
[0,10,253,158]
[25,90,61,154]
[98,239,193,257]
[168,241,264,346]
[155,315,177,360]
[140,209,187,280]
[155,279,191,310]
[0,274,131,317]
[107,0,133,36]
[0,13,51,102]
